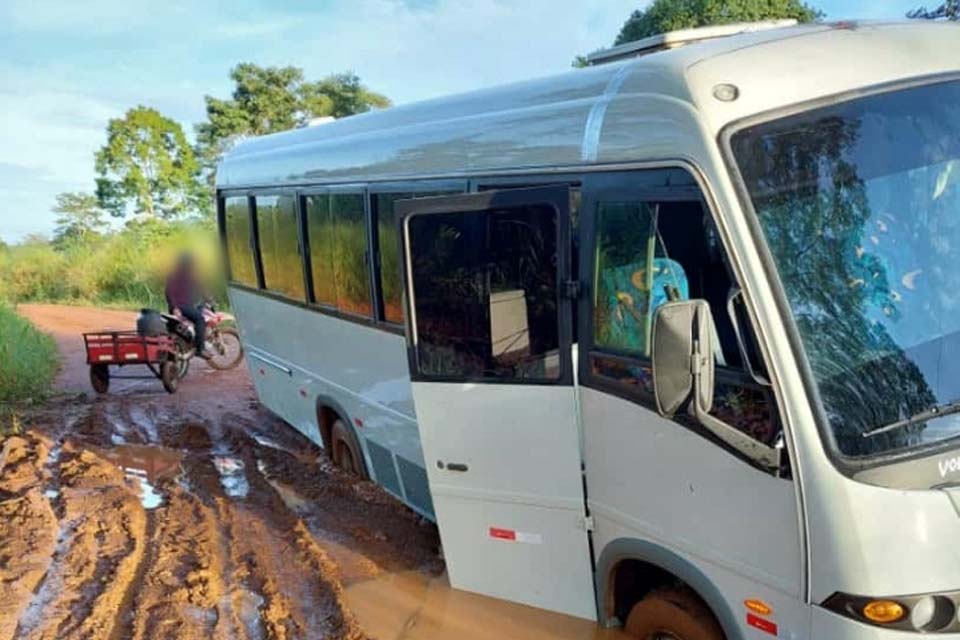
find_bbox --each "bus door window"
[587,192,781,449]
[407,203,562,381]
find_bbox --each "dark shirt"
[165,269,197,311]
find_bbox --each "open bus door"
[397,187,596,620]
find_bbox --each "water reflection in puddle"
[345,572,628,640]
[95,444,183,510]
[213,456,249,499]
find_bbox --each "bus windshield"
[731,79,960,459]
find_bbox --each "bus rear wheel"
[331,418,367,479]
[624,588,724,640]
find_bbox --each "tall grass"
[0,304,58,404]
[0,218,226,310]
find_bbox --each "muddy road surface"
[3,305,442,640]
[5,305,627,640]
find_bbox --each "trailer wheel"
[624,588,724,640]
[160,359,180,394]
[332,418,367,479]
[173,336,191,379]
[90,364,110,394]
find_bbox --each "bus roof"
[217,21,959,190]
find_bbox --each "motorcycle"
[157,303,245,372]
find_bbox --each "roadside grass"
[0,304,59,410]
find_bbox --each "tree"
[95,106,204,219]
[615,0,821,44]
[908,0,959,19]
[52,192,107,246]
[195,64,391,176]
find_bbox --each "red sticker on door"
[747,613,778,636]
[488,527,543,544]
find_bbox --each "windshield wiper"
[862,400,960,438]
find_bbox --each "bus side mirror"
[652,300,781,471]
[652,300,714,417]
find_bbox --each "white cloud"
[232,0,641,104]
[0,65,123,241]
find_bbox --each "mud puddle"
[93,443,183,509]
[212,455,249,498]
[4,305,634,640]
[345,571,629,640]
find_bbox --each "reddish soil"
[1,305,442,640]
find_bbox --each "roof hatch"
[586,19,798,65]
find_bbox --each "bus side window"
[374,189,468,326]
[304,192,373,318]
[588,196,781,448]
[255,195,303,299]
[223,196,258,288]
[374,193,414,325]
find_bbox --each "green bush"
[0,304,58,404]
[0,218,226,310]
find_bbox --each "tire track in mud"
[13,445,148,640]
[2,382,441,640]
[124,489,226,640]
[0,435,59,640]
[205,415,365,640]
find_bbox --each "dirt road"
[3,305,627,640]
[2,305,442,640]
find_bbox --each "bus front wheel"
[624,588,724,640]
[332,418,367,479]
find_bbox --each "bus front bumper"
[814,606,960,638]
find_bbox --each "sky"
[0,0,923,242]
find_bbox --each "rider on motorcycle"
[165,252,211,359]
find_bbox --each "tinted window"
[306,195,337,306]
[586,186,778,446]
[375,193,413,324]
[305,193,372,317]
[255,195,303,299]
[224,197,257,287]
[593,202,673,357]
[375,190,465,325]
[408,204,560,381]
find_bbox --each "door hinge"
[563,280,582,300]
[579,515,595,532]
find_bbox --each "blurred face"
[177,255,195,275]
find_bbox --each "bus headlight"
[824,592,957,632]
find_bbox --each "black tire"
[331,418,367,479]
[173,336,191,379]
[624,588,724,640]
[206,328,244,371]
[90,364,110,394]
[160,358,180,394]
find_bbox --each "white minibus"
[217,20,960,639]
